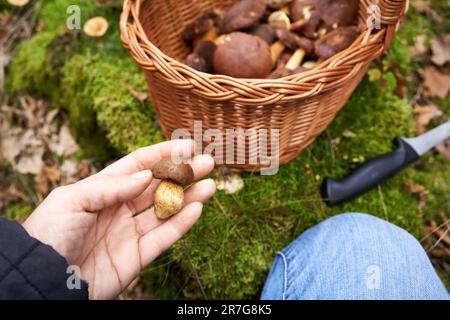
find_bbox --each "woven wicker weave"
[120,0,409,170]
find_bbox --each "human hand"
[22,140,215,299]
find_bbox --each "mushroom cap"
[220,0,267,34]
[315,26,360,59]
[267,0,293,9]
[249,24,276,45]
[182,11,221,41]
[8,0,29,6]
[185,53,208,72]
[321,0,359,28]
[83,16,109,37]
[193,40,218,73]
[213,32,272,78]
[154,181,184,219]
[152,158,194,185]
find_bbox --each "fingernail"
[131,170,152,179]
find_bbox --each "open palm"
[23,140,215,299]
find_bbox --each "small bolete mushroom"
[83,16,109,37]
[213,32,272,78]
[321,0,359,29]
[249,24,276,45]
[152,159,194,219]
[267,0,293,9]
[290,0,322,37]
[182,11,222,41]
[185,53,208,73]
[315,26,360,60]
[220,0,267,34]
[193,40,218,73]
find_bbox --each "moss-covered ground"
[4,0,449,298]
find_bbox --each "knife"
[321,121,450,205]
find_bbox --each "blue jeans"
[261,213,449,300]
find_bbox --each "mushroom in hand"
[213,32,272,78]
[152,159,194,219]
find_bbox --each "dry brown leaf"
[431,35,450,66]
[410,0,443,23]
[48,125,80,157]
[405,180,428,214]
[43,165,61,183]
[422,67,450,99]
[409,34,428,58]
[131,90,148,105]
[412,104,443,133]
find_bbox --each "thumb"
[67,170,153,212]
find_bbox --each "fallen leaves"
[0,95,97,202]
[422,67,450,99]
[405,180,428,214]
[431,35,450,67]
[412,103,443,134]
[422,216,450,278]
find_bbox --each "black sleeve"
[0,218,89,300]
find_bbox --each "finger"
[134,179,216,235]
[139,202,203,266]
[130,154,216,213]
[63,170,153,212]
[98,139,195,176]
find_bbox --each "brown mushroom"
[276,29,314,53]
[185,53,208,72]
[152,159,194,219]
[290,0,322,37]
[321,0,359,29]
[249,24,276,44]
[83,17,109,37]
[315,26,360,60]
[193,40,217,73]
[220,0,267,34]
[267,0,293,9]
[213,32,272,78]
[182,11,222,42]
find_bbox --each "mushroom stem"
[290,18,306,31]
[285,48,305,70]
[268,10,291,30]
[270,41,286,65]
[154,180,184,219]
[194,27,219,47]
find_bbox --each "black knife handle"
[321,138,420,205]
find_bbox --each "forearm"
[0,218,89,300]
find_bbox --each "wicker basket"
[120,0,409,171]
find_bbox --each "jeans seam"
[276,251,288,300]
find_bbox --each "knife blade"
[321,121,450,206]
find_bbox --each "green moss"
[61,52,163,153]
[4,203,34,221]
[10,32,55,95]
[38,0,96,34]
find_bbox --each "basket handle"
[377,0,410,49]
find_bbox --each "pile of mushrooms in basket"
[183,0,361,79]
